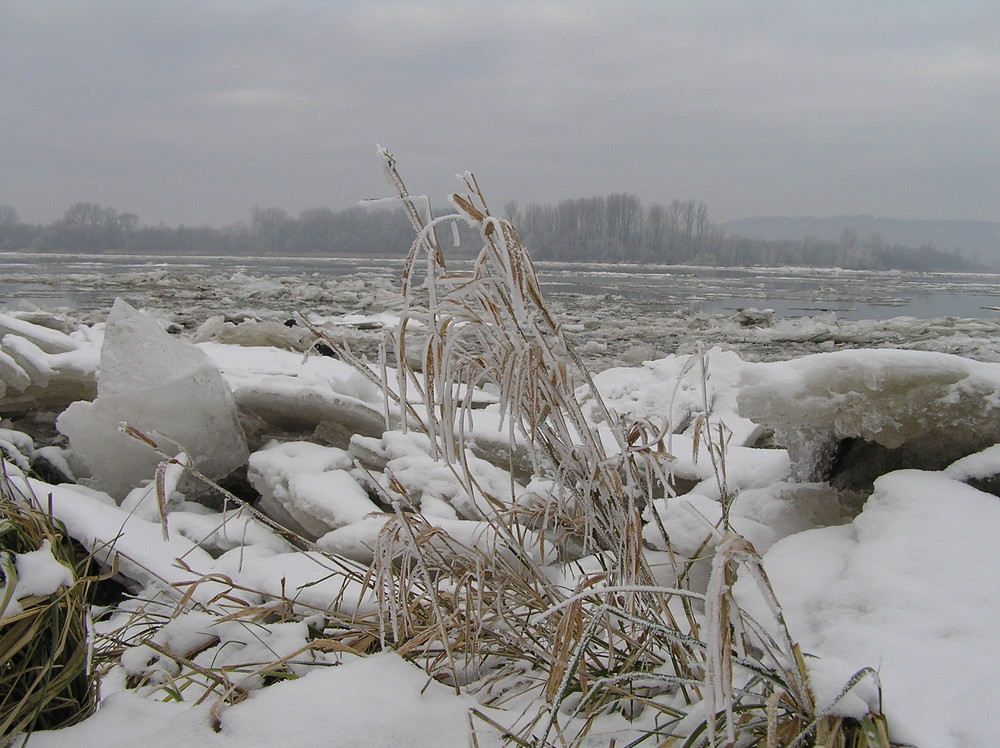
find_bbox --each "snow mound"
[734,469,1000,746]
[0,539,75,621]
[25,651,481,748]
[247,440,380,538]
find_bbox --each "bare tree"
[502,200,520,225]
[0,204,19,225]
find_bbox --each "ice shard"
[57,299,248,499]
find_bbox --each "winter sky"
[2,1,997,227]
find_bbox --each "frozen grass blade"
[335,151,900,747]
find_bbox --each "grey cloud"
[1,0,997,227]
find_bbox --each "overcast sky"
[2,1,998,227]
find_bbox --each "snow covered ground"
[3,265,1000,746]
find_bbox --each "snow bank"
[24,652,482,748]
[734,469,1000,746]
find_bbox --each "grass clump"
[0,463,99,739]
[2,149,901,747]
[299,148,899,746]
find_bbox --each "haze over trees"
[724,215,1000,264]
[0,197,984,272]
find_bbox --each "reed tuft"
[0,463,99,739]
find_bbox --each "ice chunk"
[167,509,293,556]
[946,442,1000,480]
[639,484,849,592]
[0,312,80,354]
[200,342,388,448]
[943,442,1000,495]
[728,481,861,553]
[2,334,55,387]
[316,515,388,562]
[0,428,33,470]
[0,348,31,394]
[587,347,762,447]
[56,299,248,499]
[737,349,1000,485]
[248,440,380,538]
[348,430,518,520]
[193,316,313,350]
[32,445,79,483]
[0,335,99,413]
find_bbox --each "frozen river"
[3,251,1000,365]
[3,252,1000,319]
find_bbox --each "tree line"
[0,198,979,272]
[0,202,420,258]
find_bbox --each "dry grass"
[0,462,100,739]
[300,148,898,746]
[3,149,901,747]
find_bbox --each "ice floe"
[4,270,1000,746]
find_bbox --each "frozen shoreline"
[3,267,1000,746]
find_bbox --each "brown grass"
[2,149,902,747]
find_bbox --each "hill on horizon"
[721,215,1000,262]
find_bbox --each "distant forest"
[0,197,981,272]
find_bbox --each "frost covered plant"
[0,462,99,738]
[76,150,896,747]
[302,149,897,747]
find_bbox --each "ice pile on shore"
[0,311,98,413]
[4,296,1000,746]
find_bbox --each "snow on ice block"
[0,312,80,354]
[247,440,380,538]
[737,349,1000,484]
[349,430,516,520]
[733,469,1000,747]
[0,343,100,414]
[2,334,55,387]
[0,348,31,395]
[199,341,388,448]
[588,347,762,446]
[56,299,248,499]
